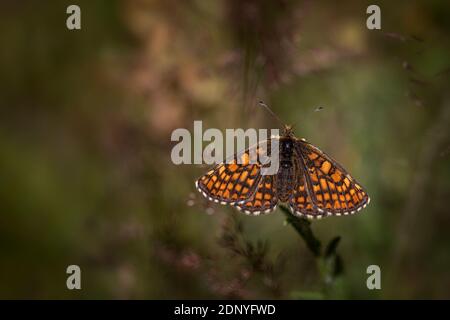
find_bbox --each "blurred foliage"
[0,0,449,299]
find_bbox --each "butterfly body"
[195,126,370,219]
[276,137,296,202]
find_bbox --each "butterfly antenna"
[258,100,285,128]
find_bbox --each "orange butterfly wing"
[195,140,273,205]
[290,140,370,219]
[196,161,261,204]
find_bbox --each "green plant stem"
[279,205,344,298]
[279,205,321,256]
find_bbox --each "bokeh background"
[1,0,449,299]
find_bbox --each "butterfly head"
[283,124,295,137]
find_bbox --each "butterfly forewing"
[196,140,273,205]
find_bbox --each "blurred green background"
[0,0,449,299]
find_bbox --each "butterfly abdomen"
[275,138,296,202]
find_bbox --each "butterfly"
[195,106,370,219]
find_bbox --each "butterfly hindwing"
[234,174,278,215]
[289,173,318,217]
